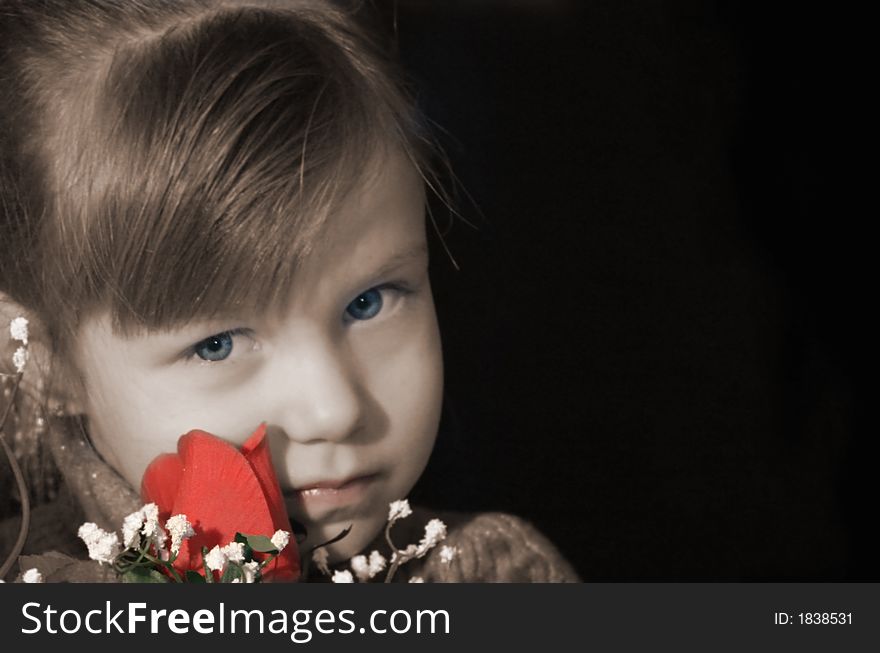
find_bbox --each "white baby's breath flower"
[270,529,290,552]
[12,346,28,374]
[152,525,167,553]
[408,576,424,583]
[311,548,330,575]
[121,503,164,549]
[391,544,419,564]
[388,499,412,522]
[350,555,370,582]
[439,544,458,564]
[204,545,227,572]
[77,522,120,564]
[221,542,245,564]
[423,518,447,543]
[22,568,43,583]
[165,514,195,554]
[140,504,160,538]
[412,519,447,558]
[10,317,28,345]
[241,561,260,584]
[331,569,354,583]
[351,549,388,582]
[122,510,145,548]
[369,550,387,575]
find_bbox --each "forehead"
[309,148,427,266]
[268,147,427,322]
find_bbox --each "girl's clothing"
[2,418,579,582]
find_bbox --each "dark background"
[0,0,869,584]
[375,1,873,580]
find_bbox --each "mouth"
[284,473,381,522]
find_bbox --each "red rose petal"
[241,423,300,581]
[141,453,184,522]
[140,427,301,582]
[241,424,291,537]
[168,430,277,574]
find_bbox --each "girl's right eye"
[194,332,233,362]
[186,328,252,363]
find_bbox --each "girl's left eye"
[344,284,410,322]
[346,288,384,321]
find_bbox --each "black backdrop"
[378,1,873,580]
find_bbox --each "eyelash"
[182,327,254,364]
[342,282,413,324]
[182,283,414,363]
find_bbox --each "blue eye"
[193,331,234,362]
[346,288,384,321]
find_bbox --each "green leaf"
[185,570,206,583]
[220,562,243,584]
[234,533,254,561]
[121,567,170,583]
[242,534,277,553]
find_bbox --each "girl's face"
[70,149,443,561]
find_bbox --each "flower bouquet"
[74,423,300,583]
[26,423,452,584]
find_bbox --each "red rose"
[141,423,300,581]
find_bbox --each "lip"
[285,473,379,521]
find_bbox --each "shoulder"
[400,508,581,583]
[0,490,116,583]
[1,488,86,567]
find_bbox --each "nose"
[266,327,363,444]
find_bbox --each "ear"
[0,291,86,416]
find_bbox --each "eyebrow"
[367,243,428,279]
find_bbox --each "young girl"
[0,0,577,582]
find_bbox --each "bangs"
[48,6,421,337]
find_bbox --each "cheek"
[377,305,444,470]
[83,376,262,490]
[77,355,197,490]
[81,374,171,491]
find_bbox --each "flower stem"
[0,375,31,580]
[143,553,183,583]
[258,552,278,570]
[383,519,397,556]
[201,546,213,583]
[129,539,151,566]
[384,559,402,583]
[383,519,406,583]
[135,546,183,583]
